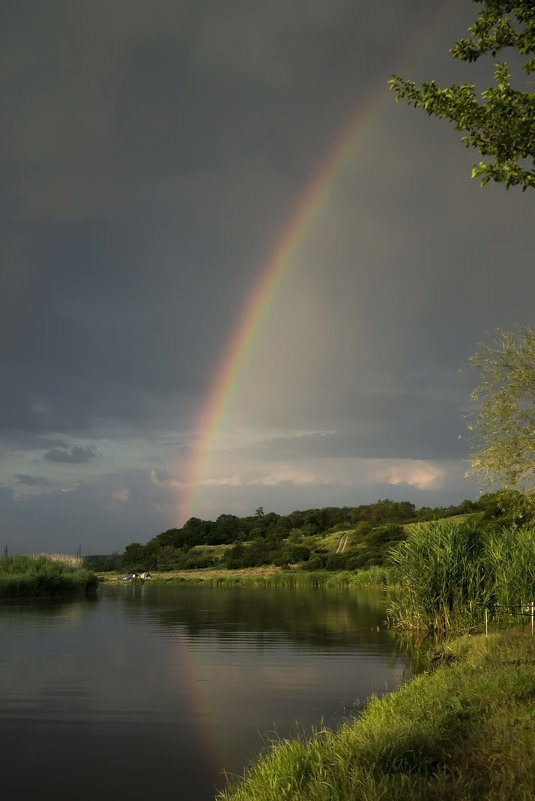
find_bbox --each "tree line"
[85,493,532,574]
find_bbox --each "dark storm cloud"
[44,445,96,464]
[1,0,419,221]
[1,0,533,550]
[0,0,479,449]
[176,474,475,526]
[0,224,239,439]
[16,474,57,488]
[240,389,469,462]
[1,468,180,554]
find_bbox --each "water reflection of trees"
[0,595,98,622]
[387,628,447,675]
[113,585,401,652]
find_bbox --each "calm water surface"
[0,584,411,800]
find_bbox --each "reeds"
[388,521,535,631]
[0,553,97,597]
[34,552,84,569]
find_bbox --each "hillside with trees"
[106,493,529,575]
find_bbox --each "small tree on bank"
[390,1,535,190]
[466,327,535,491]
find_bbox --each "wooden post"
[531,602,534,637]
[485,608,488,639]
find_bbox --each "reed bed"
[34,553,84,569]
[0,554,97,597]
[388,521,535,631]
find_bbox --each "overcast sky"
[2,0,534,555]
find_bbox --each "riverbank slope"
[218,626,535,801]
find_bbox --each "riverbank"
[218,626,535,801]
[103,564,394,588]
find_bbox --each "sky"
[2,0,534,555]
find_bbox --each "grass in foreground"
[218,627,535,801]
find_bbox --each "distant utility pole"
[3,544,7,558]
[76,543,82,559]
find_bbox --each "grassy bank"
[0,554,98,598]
[104,565,395,589]
[218,626,535,801]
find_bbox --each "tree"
[390,1,535,189]
[466,327,535,489]
[122,542,146,569]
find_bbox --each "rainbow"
[180,2,461,523]
[171,630,231,786]
[182,93,384,521]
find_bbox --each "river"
[0,583,411,800]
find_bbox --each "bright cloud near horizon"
[1,0,534,554]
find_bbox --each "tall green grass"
[388,521,535,630]
[0,554,98,597]
[483,526,535,608]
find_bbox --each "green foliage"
[389,521,490,630]
[390,1,535,189]
[122,542,146,570]
[120,498,493,573]
[85,551,122,572]
[389,519,535,630]
[154,567,396,590]
[0,554,98,597]
[466,327,535,490]
[349,500,416,525]
[484,525,535,606]
[476,489,535,526]
[301,524,406,572]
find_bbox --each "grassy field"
[217,626,535,801]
